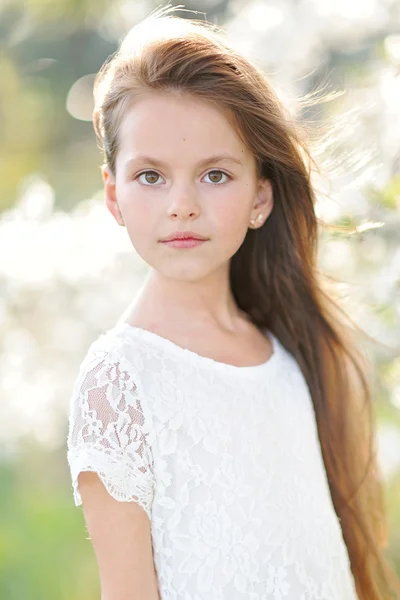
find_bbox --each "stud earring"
[250,213,263,227]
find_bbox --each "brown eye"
[136,170,162,185]
[205,170,229,184]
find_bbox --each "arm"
[78,471,160,600]
[67,348,159,600]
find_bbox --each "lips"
[169,236,200,241]
[160,231,209,242]
[160,238,208,248]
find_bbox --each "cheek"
[208,207,248,257]
[118,189,156,233]
[211,184,254,251]
[211,193,249,235]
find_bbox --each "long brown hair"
[92,6,400,599]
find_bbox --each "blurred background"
[1,0,400,598]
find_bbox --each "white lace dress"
[67,322,359,600]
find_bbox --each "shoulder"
[68,326,149,419]
[77,323,156,378]
[70,323,175,416]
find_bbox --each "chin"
[158,262,217,282]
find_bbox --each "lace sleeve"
[66,348,155,520]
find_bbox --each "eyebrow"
[124,153,244,170]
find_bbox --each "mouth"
[160,238,208,248]
[163,236,203,241]
[160,234,209,242]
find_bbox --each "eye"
[134,169,231,185]
[203,170,231,184]
[135,170,164,185]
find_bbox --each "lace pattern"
[67,346,155,519]
[66,324,359,599]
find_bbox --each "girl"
[66,6,400,600]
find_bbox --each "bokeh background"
[1,0,400,598]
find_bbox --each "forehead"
[116,92,254,168]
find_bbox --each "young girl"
[66,6,400,600]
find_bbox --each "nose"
[166,182,200,219]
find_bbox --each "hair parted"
[92,5,400,598]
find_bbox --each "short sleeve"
[66,347,155,520]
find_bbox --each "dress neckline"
[112,321,280,375]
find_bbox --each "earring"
[250,214,263,227]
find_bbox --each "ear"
[102,165,124,226]
[250,178,273,226]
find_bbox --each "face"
[102,92,273,282]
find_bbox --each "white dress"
[66,322,359,600]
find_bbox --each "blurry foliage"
[0,443,100,600]
[0,0,400,598]
[0,0,116,211]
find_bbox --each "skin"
[102,91,274,362]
